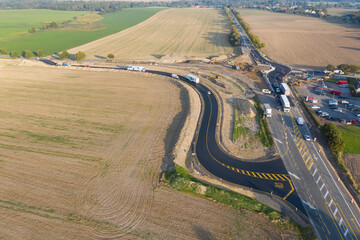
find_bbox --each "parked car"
[275,88,280,93]
[338,95,348,99]
[311,105,320,109]
[320,112,329,117]
[329,105,337,109]
[356,117,360,123]
[354,112,360,117]
[333,108,343,113]
[340,119,347,124]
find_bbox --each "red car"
[281,72,285,75]
[84,65,89,67]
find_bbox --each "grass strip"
[164,166,316,239]
[253,97,274,147]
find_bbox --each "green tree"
[23,49,32,59]
[0,48,7,54]
[321,123,345,152]
[107,53,115,61]
[10,51,19,58]
[59,50,69,60]
[75,51,86,61]
[29,27,36,33]
[326,64,335,71]
[37,49,43,57]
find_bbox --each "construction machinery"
[210,59,218,64]
[208,75,220,80]
[290,81,301,86]
[324,72,335,80]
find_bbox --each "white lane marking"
[312,168,318,177]
[301,199,316,210]
[320,183,325,191]
[316,175,322,184]
[324,191,329,199]
[289,172,301,180]
[273,138,283,144]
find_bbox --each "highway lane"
[229,8,360,239]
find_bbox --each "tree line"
[326,64,360,73]
[230,8,265,49]
[224,7,241,47]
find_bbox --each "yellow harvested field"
[0,60,302,239]
[238,9,360,67]
[70,8,233,61]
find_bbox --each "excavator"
[324,72,335,80]
[208,75,220,80]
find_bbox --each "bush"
[321,123,345,152]
[337,64,360,73]
[23,49,32,59]
[0,48,7,54]
[10,51,19,58]
[59,50,69,60]
[326,64,335,71]
[75,51,86,61]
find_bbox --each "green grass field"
[0,9,91,41]
[338,126,360,154]
[0,8,164,56]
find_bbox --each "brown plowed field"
[237,9,360,67]
[0,60,304,239]
[69,8,233,61]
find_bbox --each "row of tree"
[326,64,360,73]
[230,8,265,49]
[0,48,44,58]
[224,7,241,47]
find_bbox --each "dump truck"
[263,104,272,117]
[280,95,290,112]
[185,74,200,84]
[280,83,290,96]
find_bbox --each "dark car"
[338,96,348,99]
[329,105,337,109]
[273,83,278,88]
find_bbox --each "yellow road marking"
[271,174,279,180]
[277,175,285,181]
[283,180,294,200]
[266,174,274,180]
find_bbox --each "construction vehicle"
[210,59,218,64]
[324,72,335,80]
[306,74,313,80]
[290,81,301,86]
[208,75,220,80]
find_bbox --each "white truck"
[263,104,272,117]
[280,94,290,112]
[127,66,145,72]
[185,74,199,84]
[280,83,290,96]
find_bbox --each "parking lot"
[295,80,360,125]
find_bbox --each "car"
[346,121,352,125]
[315,110,323,115]
[83,65,89,67]
[338,96,348,99]
[262,89,271,94]
[273,83,278,88]
[341,100,349,104]
[207,91,211,95]
[333,108,343,112]
[350,119,357,124]
[354,112,360,117]
[356,117,360,123]
[304,135,311,141]
[275,88,280,93]
[296,117,305,126]
[329,105,337,109]
[171,73,179,79]
[281,72,286,75]
[320,112,329,117]
[311,105,320,109]
[340,119,347,124]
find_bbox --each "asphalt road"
[229,9,360,239]
[40,41,360,238]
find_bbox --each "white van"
[171,74,179,79]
